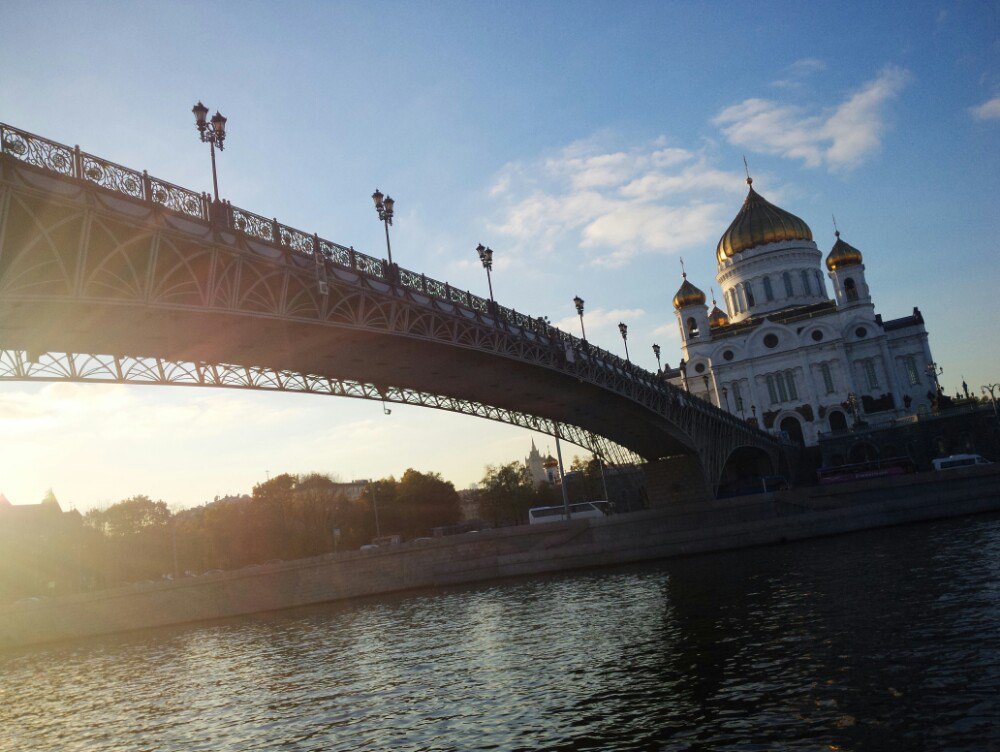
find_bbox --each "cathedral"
[666,176,936,447]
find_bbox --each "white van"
[932,454,993,471]
[528,500,613,525]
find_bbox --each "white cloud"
[771,58,827,89]
[487,136,746,267]
[552,307,645,337]
[970,96,1000,120]
[714,65,913,171]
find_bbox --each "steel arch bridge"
[0,122,781,490]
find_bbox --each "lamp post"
[751,404,758,427]
[476,243,495,304]
[191,101,227,203]
[573,296,586,340]
[618,322,629,362]
[846,391,861,426]
[926,361,943,393]
[652,344,662,373]
[721,385,729,412]
[371,188,395,266]
[982,383,1000,422]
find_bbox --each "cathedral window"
[763,276,774,302]
[686,317,699,337]
[745,283,756,307]
[820,363,835,394]
[815,270,824,296]
[732,382,744,411]
[863,359,880,390]
[767,370,799,404]
[801,269,813,295]
[903,355,920,386]
[844,277,858,302]
[783,272,794,297]
[785,372,798,400]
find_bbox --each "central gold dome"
[717,179,813,263]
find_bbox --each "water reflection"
[2,514,998,751]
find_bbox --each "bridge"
[0,122,782,496]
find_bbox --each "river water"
[2,513,998,752]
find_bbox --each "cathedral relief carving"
[666,174,936,448]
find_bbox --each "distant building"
[524,440,548,485]
[667,176,936,447]
[0,491,92,602]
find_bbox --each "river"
[2,513,998,752]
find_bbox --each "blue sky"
[1,1,997,509]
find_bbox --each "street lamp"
[476,243,495,304]
[192,101,227,203]
[371,188,395,266]
[751,404,758,427]
[846,391,861,426]
[982,383,1000,422]
[721,385,729,412]
[926,361,943,392]
[573,296,587,340]
[618,322,630,362]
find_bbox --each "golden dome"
[708,305,729,328]
[825,231,864,271]
[542,455,558,468]
[717,178,813,262]
[672,275,706,309]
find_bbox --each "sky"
[1,1,997,510]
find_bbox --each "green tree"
[479,462,535,527]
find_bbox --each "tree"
[85,495,171,537]
[394,469,462,536]
[479,462,535,527]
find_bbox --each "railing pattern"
[0,121,768,445]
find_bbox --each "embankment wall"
[2,466,997,650]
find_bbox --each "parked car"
[932,454,993,471]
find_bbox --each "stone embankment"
[2,466,998,650]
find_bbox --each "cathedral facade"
[667,177,936,447]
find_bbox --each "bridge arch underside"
[718,445,776,487]
[0,162,778,488]
[3,299,695,460]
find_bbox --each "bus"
[816,457,916,485]
[528,501,613,525]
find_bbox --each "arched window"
[763,276,774,302]
[801,269,813,295]
[828,411,848,431]
[844,277,858,301]
[686,316,699,337]
[726,289,736,315]
[745,282,756,308]
[783,271,794,297]
[814,270,824,296]
[734,284,745,312]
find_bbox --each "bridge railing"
[0,121,765,440]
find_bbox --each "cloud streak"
[714,65,913,171]
[970,96,1000,120]
[487,137,746,268]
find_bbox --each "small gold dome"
[672,276,706,309]
[826,231,864,271]
[708,305,729,328]
[717,179,813,263]
[542,455,558,468]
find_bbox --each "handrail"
[0,121,770,441]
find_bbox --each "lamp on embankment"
[618,322,630,362]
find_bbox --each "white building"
[667,177,936,446]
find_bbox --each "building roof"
[672,275,706,309]
[717,178,813,262]
[826,231,864,271]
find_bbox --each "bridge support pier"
[642,455,713,507]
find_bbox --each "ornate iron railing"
[0,121,768,443]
